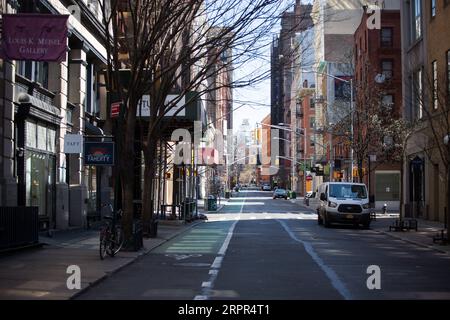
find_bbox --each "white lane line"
[194,194,245,301]
[277,219,353,300]
[211,257,223,269]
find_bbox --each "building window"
[431,0,436,17]
[412,0,422,41]
[86,63,100,116]
[381,60,393,79]
[413,68,423,119]
[17,61,49,89]
[310,97,315,109]
[310,117,315,129]
[382,95,394,110]
[381,28,393,47]
[432,60,438,109]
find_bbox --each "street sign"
[64,134,83,153]
[111,101,121,118]
[84,142,115,166]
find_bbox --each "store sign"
[0,14,69,62]
[137,95,186,117]
[84,142,114,166]
[64,134,83,154]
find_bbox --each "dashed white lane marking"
[193,194,245,300]
[278,219,352,300]
[211,257,223,269]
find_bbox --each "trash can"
[207,195,217,211]
[291,191,297,199]
[225,191,231,199]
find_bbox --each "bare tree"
[97,0,297,243]
[382,118,419,221]
[405,63,450,231]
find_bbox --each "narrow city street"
[77,190,450,300]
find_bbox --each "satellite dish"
[375,73,386,84]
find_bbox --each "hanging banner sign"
[64,134,83,154]
[0,14,69,62]
[84,142,115,166]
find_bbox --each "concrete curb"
[69,220,205,300]
[372,229,449,255]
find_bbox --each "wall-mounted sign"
[84,142,114,166]
[137,94,186,117]
[0,14,69,62]
[64,134,83,154]
[111,101,121,118]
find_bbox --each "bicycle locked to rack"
[99,203,125,260]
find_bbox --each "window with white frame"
[413,68,423,119]
[432,60,438,109]
[412,0,422,41]
[17,61,49,88]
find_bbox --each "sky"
[231,0,313,132]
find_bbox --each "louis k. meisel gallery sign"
[0,14,69,62]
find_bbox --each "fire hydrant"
[382,203,387,214]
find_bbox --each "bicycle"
[99,204,124,260]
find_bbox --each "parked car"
[273,188,288,199]
[262,184,271,191]
[316,182,371,228]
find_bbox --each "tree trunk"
[118,104,137,249]
[121,166,134,246]
[142,139,158,236]
[358,159,364,183]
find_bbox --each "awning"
[84,120,104,136]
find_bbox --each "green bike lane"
[76,195,246,300]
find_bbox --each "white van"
[316,182,371,228]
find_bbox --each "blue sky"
[232,0,313,131]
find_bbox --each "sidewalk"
[370,215,450,254]
[0,219,205,300]
[197,197,229,212]
[293,198,450,254]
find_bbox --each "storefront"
[15,92,61,231]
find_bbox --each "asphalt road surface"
[77,190,450,300]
